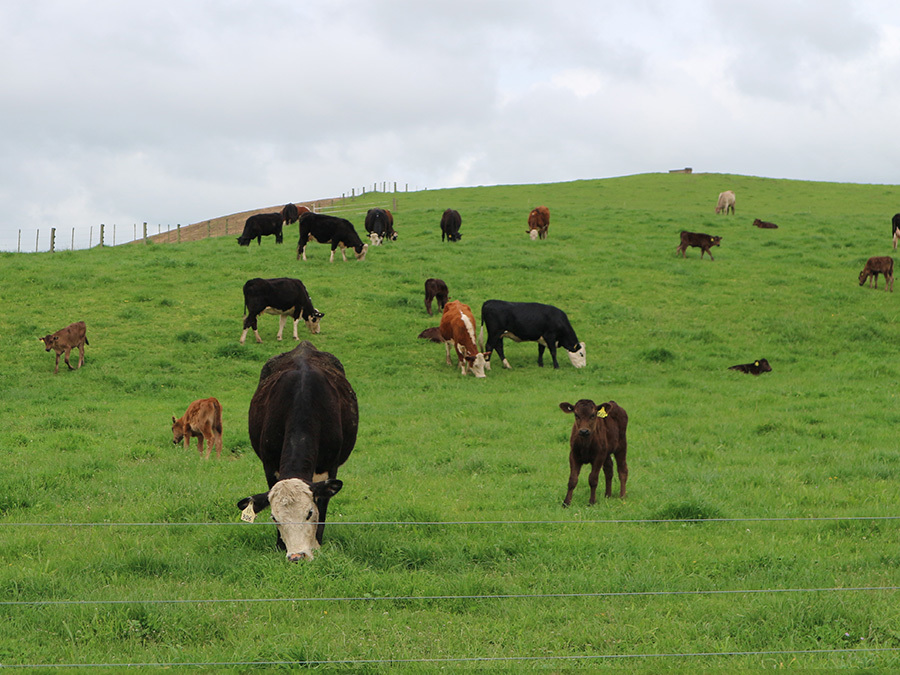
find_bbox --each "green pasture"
[1,172,899,669]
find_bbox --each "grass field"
[1,172,899,669]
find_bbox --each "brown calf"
[39,321,88,374]
[424,278,449,315]
[527,206,550,240]
[858,256,894,292]
[753,218,778,229]
[677,231,722,260]
[558,399,628,506]
[729,358,772,375]
[172,397,224,459]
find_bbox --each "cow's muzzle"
[578,428,591,438]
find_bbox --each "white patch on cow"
[355,243,369,261]
[458,311,486,378]
[502,358,512,369]
[369,232,382,246]
[313,472,328,483]
[329,248,336,263]
[567,342,587,368]
[276,314,288,341]
[268,478,320,562]
[529,229,538,241]
[501,331,524,343]
[470,353,486,378]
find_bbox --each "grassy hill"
[1,172,899,669]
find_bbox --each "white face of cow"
[470,353,487,378]
[567,342,587,369]
[355,243,369,261]
[304,311,324,335]
[529,229,538,241]
[368,232,382,246]
[268,479,321,562]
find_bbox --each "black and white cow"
[240,278,324,344]
[892,213,900,250]
[237,213,284,246]
[440,209,462,242]
[480,300,586,370]
[297,212,368,262]
[238,341,358,561]
[364,208,397,246]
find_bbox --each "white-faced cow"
[237,213,284,246]
[892,213,900,250]
[440,209,462,242]
[297,212,368,262]
[858,256,894,292]
[715,190,735,215]
[240,278,324,344]
[419,300,486,377]
[527,206,550,240]
[237,341,358,561]
[172,397,223,459]
[559,399,628,506]
[364,208,397,246]
[424,278,449,315]
[39,321,88,374]
[480,300,586,370]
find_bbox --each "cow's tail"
[214,401,223,435]
[85,337,90,346]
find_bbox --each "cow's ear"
[559,402,575,414]
[312,479,343,500]
[597,405,609,419]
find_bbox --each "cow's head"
[236,235,251,246]
[304,310,325,334]
[528,228,539,241]
[354,243,369,261]
[467,353,487,378]
[368,232,382,246]
[267,478,343,562]
[710,236,722,247]
[389,231,398,241]
[38,335,56,352]
[567,342,587,369]
[559,399,606,438]
[171,416,186,445]
[859,268,869,285]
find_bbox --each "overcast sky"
[2,0,900,251]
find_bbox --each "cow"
[297,212,368,262]
[237,341,358,561]
[171,397,223,459]
[892,213,900,250]
[240,278,324,344]
[715,190,736,215]
[558,399,628,506]
[282,203,300,226]
[527,206,550,240]
[440,209,462,242]
[236,212,284,246]
[677,231,722,260]
[858,256,894,292]
[728,359,772,375]
[480,300,586,370]
[38,321,88,374]
[424,278,449,315]
[364,208,398,246]
[419,300,487,377]
[753,218,778,229]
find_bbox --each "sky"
[2,0,900,251]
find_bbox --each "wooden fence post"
[143,222,148,244]
[207,220,211,238]
[35,229,39,252]
[17,229,21,253]
[100,224,105,247]
[177,224,181,243]
[89,226,93,248]
[50,227,56,253]
[71,228,75,250]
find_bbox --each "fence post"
[143,222,148,244]
[177,224,181,243]
[90,226,93,248]
[113,224,116,246]
[225,218,228,235]
[207,220,211,238]
[50,227,56,253]
[35,229,39,252]
[17,229,21,253]
[71,228,75,250]
[393,182,397,193]
[393,197,398,211]
[100,224,105,247]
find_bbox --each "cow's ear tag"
[754,361,760,366]
[597,407,608,419]
[240,502,257,523]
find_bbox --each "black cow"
[364,208,397,245]
[424,278,449,315]
[240,278,324,344]
[440,209,462,242]
[892,213,900,250]
[237,341,358,561]
[480,300,586,370]
[237,213,284,246]
[676,231,722,260]
[297,212,368,262]
[729,358,772,375]
[282,203,300,226]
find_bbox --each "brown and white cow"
[419,300,486,377]
[172,397,224,459]
[39,321,88,374]
[858,256,894,292]
[715,190,735,215]
[558,399,628,506]
[677,231,722,260]
[527,206,550,240]
[424,278,449,315]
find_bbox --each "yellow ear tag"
[597,408,608,419]
[240,502,257,523]
[754,361,760,366]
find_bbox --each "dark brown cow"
[558,399,628,506]
[424,278,449,315]
[172,397,223,459]
[858,256,894,292]
[527,206,550,240]
[729,359,772,375]
[677,231,722,260]
[753,219,778,229]
[39,321,88,374]
[440,209,462,242]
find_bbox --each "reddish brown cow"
[424,278,449,315]
[172,397,224,459]
[753,219,778,229]
[421,300,486,377]
[558,399,628,506]
[527,206,550,240]
[39,321,88,374]
[858,256,894,292]
[677,231,722,260]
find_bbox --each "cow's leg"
[276,315,287,341]
[239,328,249,344]
[614,451,628,498]
[340,244,348,262]
[545,341,561,369]
[198,433,209,459]
[329,247,336,263]
[77,343,85,369]
[587,461,604,505]
[564,458,580,507]
[601,455,614,498]
[445,342,452,366]
[63,347,75,370]
[54,352,61,374]
[425,294,433,315]
[490,338,511,369]
[292,317,301,340]
[537,343,545,367]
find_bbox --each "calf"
[364,208,397,245]
[240,277,324,344]
[729,358,772,375]
[39,321,88,374]
[715,190,735,215]
[527,206,550,240]
[297,212,368,262]
[892,213,900,250]
[237,212,283,246]
[440,209,462,242]
[420,300,486,377]
[753,218,778,229]
[677,231,722,260]
[558,399,628,506]
[172,397,223,459]
[858,256,894,292]
[480,300,586,370]
[424,278,449,315]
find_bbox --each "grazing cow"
[240,278,324,344]
[297,212,368,262]
[753,218,778,229]
[892,213,900,250]
[858,256,894,292]
[558,399,628,506]
[282,203,300,226]
[677,231,722,260]
[38,321,88,374]
[715,190,736,215]
[419,301,486,377]
[172,397,223,459]
[236,212,284,246]
[729,359,772,375]
[364,208,398,245]
[527,206,550,240]
[237,341,358,561]
[424,278,449,315]
[440,209,462,242]
[480,300,586,370]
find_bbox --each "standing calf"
[172,397,224,459]
[39,321,88,374]
[677,231,722,260]
[424,278,449,315]
[858,256,894,292]
[558,399,628,506]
